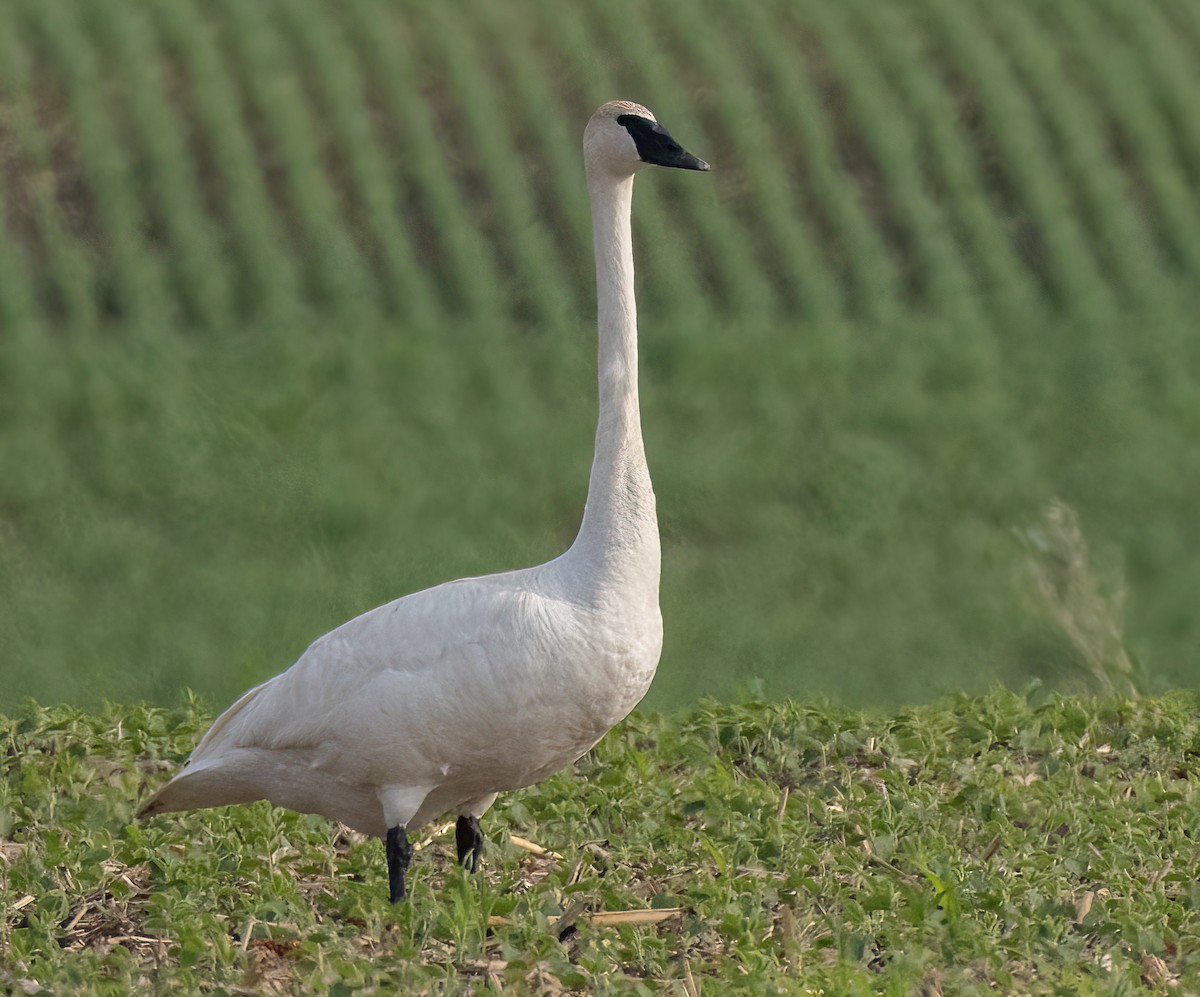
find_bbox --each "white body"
[141,102,669,838]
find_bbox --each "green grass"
[3,688,1199,993]
[2,0,1200,711]
[4,296,1200,710]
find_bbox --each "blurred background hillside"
[1,0,1198,710]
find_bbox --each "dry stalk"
[1023,500,1140,696]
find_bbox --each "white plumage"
[139,101,709,900]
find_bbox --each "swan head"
[584,101,710,178]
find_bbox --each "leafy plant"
[3,691,1199,992]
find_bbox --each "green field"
[3,0,1200,709]
[3,690,1200,992]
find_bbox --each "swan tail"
[137,758,266,818]
[136,677,282,819]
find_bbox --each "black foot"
[455,815,484,873]
[386,825,413,903]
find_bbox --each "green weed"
[2,689,1199,992]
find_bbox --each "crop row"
[0,0,1199,332]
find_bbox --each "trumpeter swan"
[138,101,709,902]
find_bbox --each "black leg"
[455,815,484,873]
[386,825,413,903]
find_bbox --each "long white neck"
[562,166,660,608]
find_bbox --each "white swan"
[139,101,709,902]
